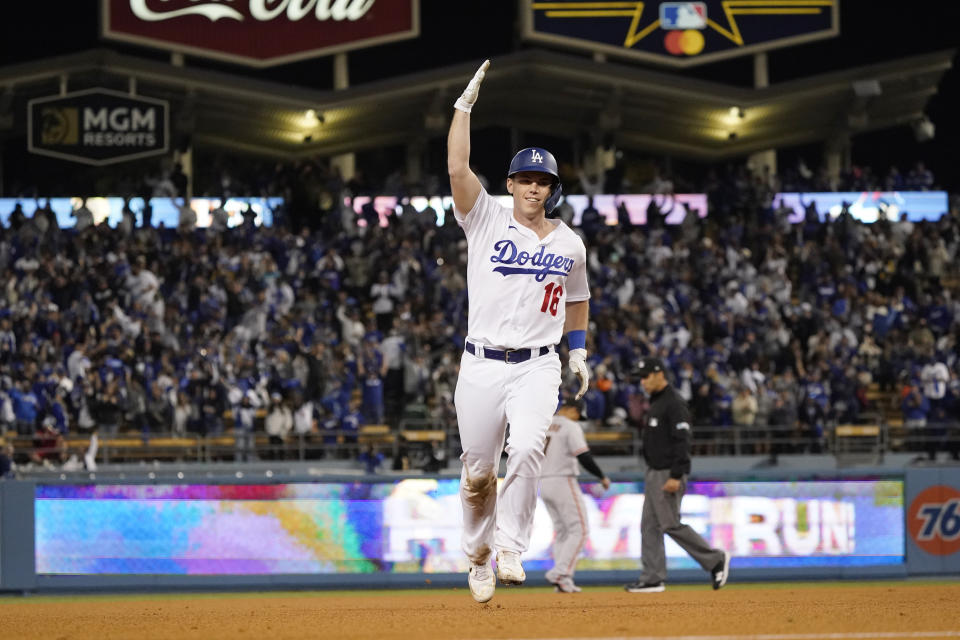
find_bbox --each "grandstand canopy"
[0,47,953,161]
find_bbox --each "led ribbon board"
[36,479,903,574]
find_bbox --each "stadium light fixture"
[913,117,935,142]
[302,109,325,128]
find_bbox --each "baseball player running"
[448,59,592,603]
[540,398,610,593]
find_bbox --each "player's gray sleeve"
[567,419,589,455]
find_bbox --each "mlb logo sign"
[660,2,707,30]
[524,0,839,67]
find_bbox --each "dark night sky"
[2,1,957,190]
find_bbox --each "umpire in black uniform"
[625,357,730,593]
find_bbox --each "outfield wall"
[1,466,958,592]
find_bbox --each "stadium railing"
[3,418,957,468]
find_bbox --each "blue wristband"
[567,330,586,350]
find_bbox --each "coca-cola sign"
[101,0,420,67]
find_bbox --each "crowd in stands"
[0,156,958,473]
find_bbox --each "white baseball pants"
[540,475,589,579]
[455,349,561,564]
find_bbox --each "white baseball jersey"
[541,414,590,477]
[455,188,590,349]
[921,362,949,399]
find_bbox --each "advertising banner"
[775,191,950,223]
[28,89,168,166]
[35,479,904,575]
[905,468,960,575]
[0,197,281,229]
[101,0,420,67]
[345,193,708,227]
[522,0,839,67]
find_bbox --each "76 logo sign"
[908,485,960,556]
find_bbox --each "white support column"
[823,136,849,192]
[333,52,349,90]
[331,52,355,182]
[168,54,192,197]
[753,51,769,89]
[748,149,777,179]
[174,146,193,200]
[405,140,423,189]
[747,52,776,179]
[331,153,356,184]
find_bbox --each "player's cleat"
[495,550,526,585]
[545,568,580,593]
[712,550,731,590]
[468,561,496,603]
[624,580,665,593]
[553,578,582,593]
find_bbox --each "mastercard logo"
[907,485,960,556]
[664,29,705,56]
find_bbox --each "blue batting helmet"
[507,147,563,214]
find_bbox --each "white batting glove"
[569,348,589,401]
[454,59,490,113]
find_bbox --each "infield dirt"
[1,581,959,640]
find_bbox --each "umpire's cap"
[637,357,665,378]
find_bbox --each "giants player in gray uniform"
[449,59,591,603]
[541,398,610,593]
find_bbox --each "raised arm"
[448,60,489,217]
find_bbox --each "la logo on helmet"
[531,150,543,164]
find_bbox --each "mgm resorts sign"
[28,89,169,166]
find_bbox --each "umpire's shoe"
[495,550,526,585]
[624,580,665,593]
[468,561,496,603]
[711,550,731,590]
